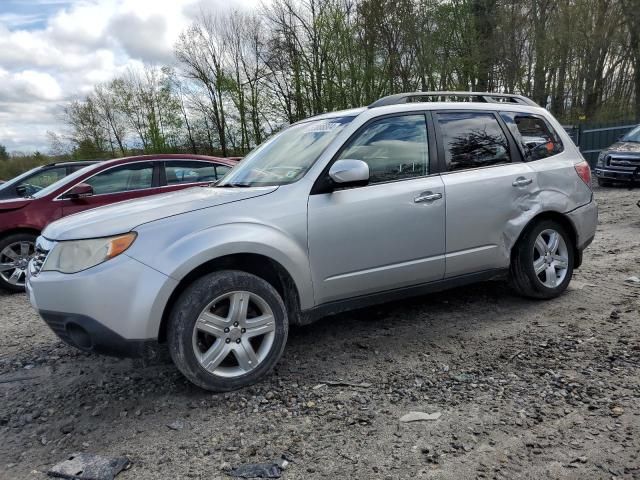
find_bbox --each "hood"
[43,185,278,241]
[606,142,640,154]
[0,198,31,212]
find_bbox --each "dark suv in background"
[0,161,98,200]
[594,125,640,186]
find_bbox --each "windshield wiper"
[217,183,252,188]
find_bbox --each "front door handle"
[512,177,533,187]
[414,191,443,203]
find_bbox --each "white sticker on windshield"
[303,121,340,133]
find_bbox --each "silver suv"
[27,92,598,391]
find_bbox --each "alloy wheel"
[0,241,34,287]
[532,229,569,288]
[192,291,276,378]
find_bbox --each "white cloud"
[0,0,262,153]
[0,12,48,29]
[108,13,173,64]
[0,69,63,102]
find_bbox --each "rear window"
[500,112,564,161]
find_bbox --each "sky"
[0,0,260,154]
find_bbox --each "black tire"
[509,220,574,299]
[597,178,612,187]
[0,232,37,293]
[167,270,288,391]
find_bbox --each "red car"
[0,154,237,292]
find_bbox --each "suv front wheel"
[510,220,574,299]
[168,270,288,391]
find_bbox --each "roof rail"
[44,160,104,167]
[368,91,539,108]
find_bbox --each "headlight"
[42,232,137,274]
[597,152,606,166]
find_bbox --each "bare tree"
[175,13,230,156]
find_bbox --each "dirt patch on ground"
[1,186,639,479]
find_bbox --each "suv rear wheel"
[509,220,574,299]
[0,233,37,293]
[167,270,288,391]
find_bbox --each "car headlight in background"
[596,152,606,167]
[42,232,137,274]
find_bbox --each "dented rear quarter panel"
[442,114,594,277]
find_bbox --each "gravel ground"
[1,186,639,480]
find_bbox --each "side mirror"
[328,159,369,187]
[65,183,94,199]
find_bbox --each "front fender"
[129,222,315,309]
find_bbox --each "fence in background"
[563,120,639,167]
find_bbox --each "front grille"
[608,155,640,169]
[30,248,48,275]
[44,316,67,337]
[30,237,55,276]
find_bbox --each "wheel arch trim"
[138,222,313,342]
[509,209,580,266]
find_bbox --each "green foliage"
[49,0,638,159]
[0,144,9,161]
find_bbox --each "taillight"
[574,161,592,187]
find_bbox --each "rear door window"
[500,112,564,161]
[435,112,511,172]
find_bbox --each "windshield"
[0,166,42,191]
[217,116,354,187]
[621,125,640,143]
[32,163,96,198]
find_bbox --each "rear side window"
[435,112,511,172]
[164,161,218,185]
[500,112,564,161]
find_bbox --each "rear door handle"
[512,177,533,187]
[414,191,443,203]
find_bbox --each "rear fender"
[503,190,583,262]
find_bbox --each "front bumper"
[26,253,178,358]
[594,167,640,182]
